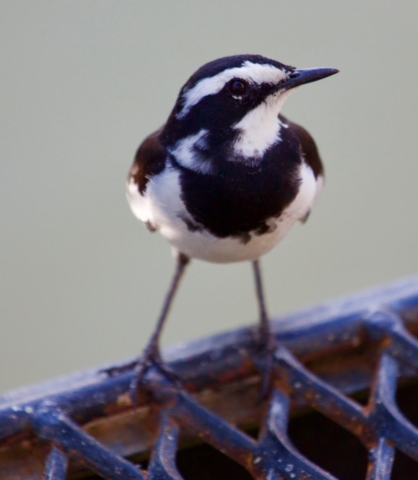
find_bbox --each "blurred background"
[1,1,417,392]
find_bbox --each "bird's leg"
[130,252,190,403]
[252,260,276,398]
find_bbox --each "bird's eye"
[228,79,247,96]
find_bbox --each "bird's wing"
[280,115,324,224]
[127,127,166,195]
[280,115,324,179]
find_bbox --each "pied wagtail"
[126,54,338,399]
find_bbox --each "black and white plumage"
[126,54,337,399]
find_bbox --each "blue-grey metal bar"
[31,404,146,480]
[44,446,68,480]
[1,275,418,480]
[366,438,394,480]
[147,414,183,480]
[2,276,417,440]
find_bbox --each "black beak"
[277,67,339,92]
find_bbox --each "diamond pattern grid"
[1,277,418,479]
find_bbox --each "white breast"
[127,161,320,263]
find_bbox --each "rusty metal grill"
[2,276,418,479]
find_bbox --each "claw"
[101,360,137,377]
[129,347,181,406]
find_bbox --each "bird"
[126,54,338,400]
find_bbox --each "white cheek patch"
[178,61,289,118]
[232,90,293,159]
[168,129,213,174]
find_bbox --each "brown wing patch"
[281,115,324,179]
[127,128,166,194]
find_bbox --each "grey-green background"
[1,1,417,393]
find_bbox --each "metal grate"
[2,276,418,479]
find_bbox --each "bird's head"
[162,55,337,173]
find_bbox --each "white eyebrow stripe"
[177,61,289,119]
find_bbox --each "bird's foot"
[129,344,181,406]
[251,323,277,401]
[101,360,138,377]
